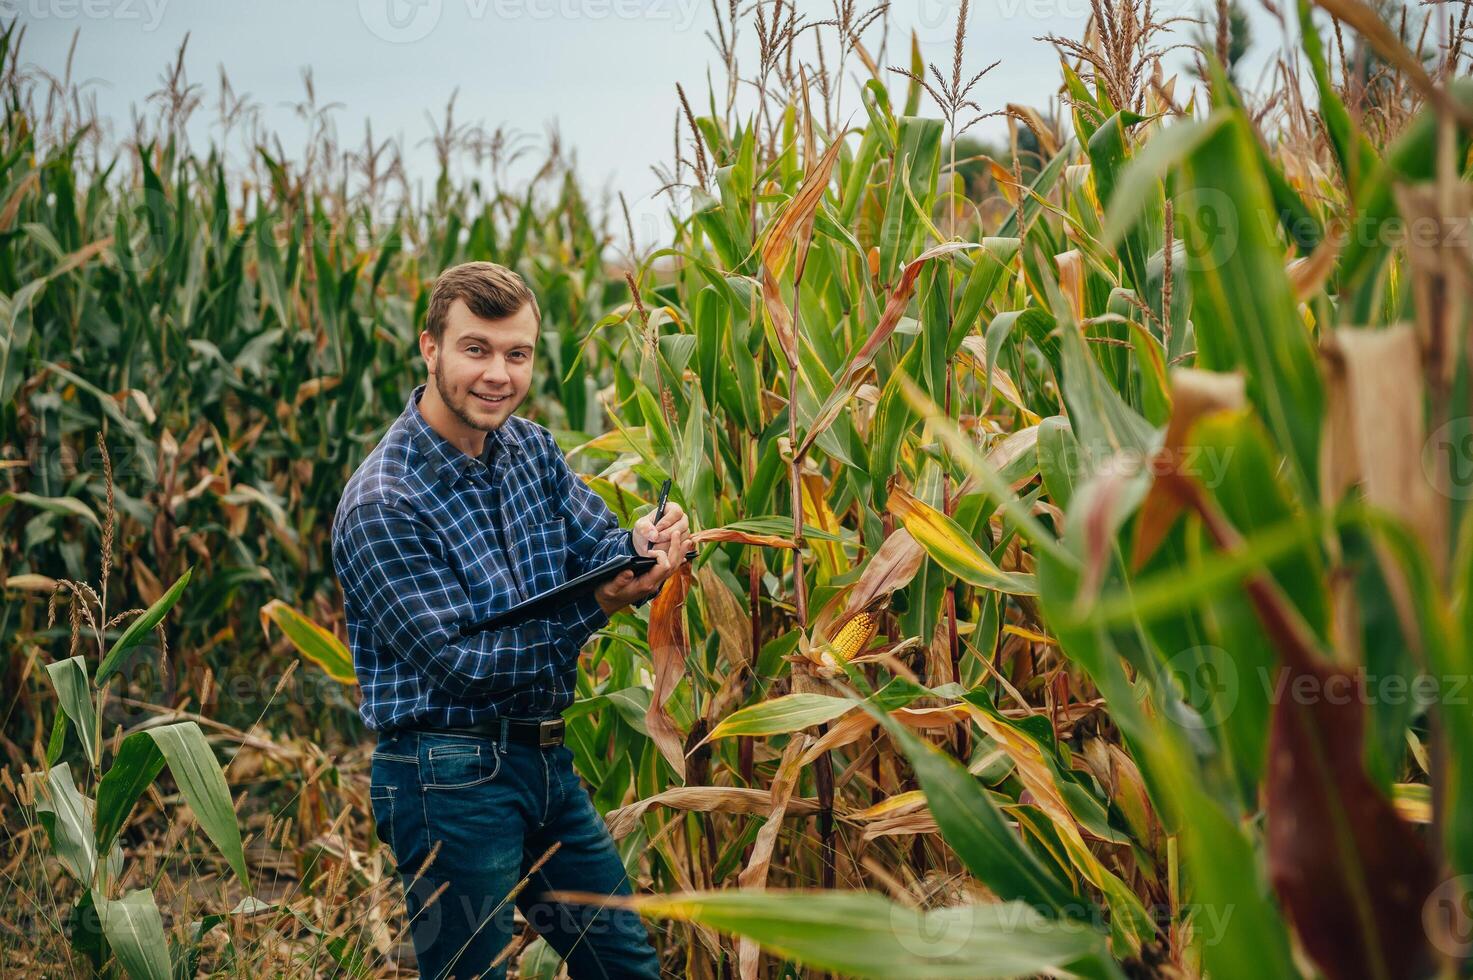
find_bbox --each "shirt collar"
[405,383,528,485]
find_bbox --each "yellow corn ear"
[830,612,877,663]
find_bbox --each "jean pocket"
[369,783,396,853]
[425,739,502,790]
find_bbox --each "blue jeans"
[369,728,662,979]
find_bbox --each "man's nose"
[481,356,510,385]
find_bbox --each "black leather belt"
[394,717,565,748]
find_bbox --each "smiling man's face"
[419,296,538,451]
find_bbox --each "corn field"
[3,0,1473,975]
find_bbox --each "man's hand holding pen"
[595,490,691,616]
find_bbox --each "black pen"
[649,478,695,560]
[653,478,671,528]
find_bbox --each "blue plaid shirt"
[331,383,636,732]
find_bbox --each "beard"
[434,370,503,433]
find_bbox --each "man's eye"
[467,346,482,355]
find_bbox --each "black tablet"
[459,551,659,634]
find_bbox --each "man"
[331,261,688,979]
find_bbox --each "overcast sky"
[14,0,1298,242]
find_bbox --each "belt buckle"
[537,717,564,747]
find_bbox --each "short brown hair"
[425,261,540,341]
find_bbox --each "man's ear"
[419,330,436,374]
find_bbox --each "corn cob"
[829,612,878,663]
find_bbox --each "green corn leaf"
[94,732,169,857]
[259,598,355,684]
[97,567,192,685]
[862,703,1082,918]
[705,694,854,740]
[1175,109,1322,500]
[35,762,99,884]
[1085,110,1156,294]
[44,656,95,768]
[629,889,1123,980]
[95,888,171,980]
[888,487,1038,595]
[95,722,249,889]
[0,490,100,527]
